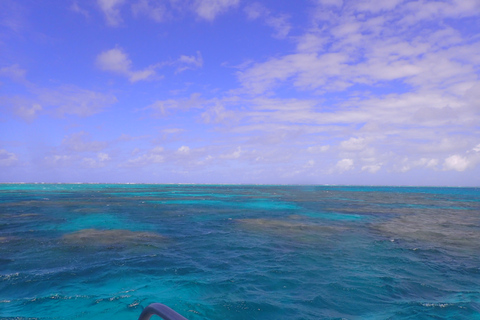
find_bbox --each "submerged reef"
[236,218,347,236]
[372,211,480,253]
[62,228,167,247]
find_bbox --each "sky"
[0,0,479,185]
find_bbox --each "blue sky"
[1,0,479,185]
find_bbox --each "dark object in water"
[138,303,188,320]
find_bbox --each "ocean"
[1,184,479,319]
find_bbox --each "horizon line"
[0,182,477,188]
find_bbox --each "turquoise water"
[1,184,479,319]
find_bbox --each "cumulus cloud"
[0,0,26,33]
[70,2,89,18]
[305,159,315,168]
[223,0,480,179]
[131,0,168,22]
[400,0,480,25]
[194,0,239,21]
[122,147,164,167]
[146,95,240,125]
[16,103,42,121]
[61,132,107,152]
[397,158,439,172]
[201,102,235,124]
[82,153,111,168]
[0,149,18,166]
[317,0,343,8]
[0,79,116,120]
[41,132,111,169]
[177,51,203,71]
[244,3,291,38]
[220,146,242,159]
[177,146,190,154]
[361,164,381,173]
[443,155,470,172]
[335,158,354,173]
[340,137,367,151]
[443,145,480,172]
[146,93,203,117]
[0,64,26,82]
[37,85,117,117]
[307,145,330,153]
[97,0,125,26]
[238,52,350,94]
[96,48,202,81]
[96,48,159,82]
[97,0,239,24]
[2,97,43,122]
[44,154,72,166]
[354,0,403,13]
[163,128,185,135]
[238,0,480,98]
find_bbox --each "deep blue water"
[1,184,479,319]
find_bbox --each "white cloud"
[96,48,158,82]
[122,147,164,167]
[0,64,26,82]
[422,158,439,168]
[220,146,242,159]
[398,157,439,172]
[317,0,343,8]
[335,158,354,173]
[96,47,129,74]
[0,65,116,120]
[0,0,25,33]
[177,51,203,72]
[163,128,185,135]
[82,153,111,168]
[340,137,367,151]
[354,0,403,13]
[98,0,241,24]
[244,2,263,19]
[194,0,239,21]
[96,48,201,81]
[97,0,125,26]
[37,85,117,117]
[400,0,480,25]
[361,164,381,173]
[244,3,291,39]
[10,100,42,122]
[1,84,115,120]
[98,152,110,161]
[238,52,350,94]
[238,0,480,102]
[62,132,107,152]
[443,155,470,172]
[44,154,72,166]
[201,101,235,124]
[71,2,89,18]
[307,145,330,153]
[443,145,480,172]
[0,149,18,166]
[296,33,327,53]
[146,93,203,117]
[131,0,168,22]
[177,146,190,154]
[151,146,164,153]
